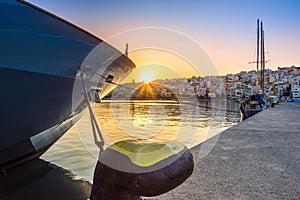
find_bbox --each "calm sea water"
[41,100,241,183]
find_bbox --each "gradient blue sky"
[28,0,300,77]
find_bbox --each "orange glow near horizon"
[122,49,202,83]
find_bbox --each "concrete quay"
[158,102,300,199]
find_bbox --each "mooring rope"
[81,75,104,152]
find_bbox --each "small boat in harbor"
[240,94,265,120]
[0,0,135,170]
[197,89,211,102]
[292,86,300,102]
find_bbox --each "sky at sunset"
[28,0,300,82]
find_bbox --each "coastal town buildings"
[108,66,300,101]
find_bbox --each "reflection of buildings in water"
[167,105,181,117]
[129,102,135,119]
[200,102,210,113]
[128,101,182,122]
[225,101,241,122]
[195,100,241,128]
[197,103,210,128]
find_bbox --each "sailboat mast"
[260,21,263,90]
[256,19,260,91]
[260,21,265,95]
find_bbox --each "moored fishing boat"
[240,94,265,120]
[292,86,300,102]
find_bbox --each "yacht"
[0,0,135,170]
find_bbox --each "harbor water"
[41,100,241,183]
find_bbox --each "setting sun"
[140,73,154,83]
[122,64,185,83]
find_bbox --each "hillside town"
[109,66,300,102]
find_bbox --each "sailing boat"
[240,19,266,119]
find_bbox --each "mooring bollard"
[90,140,194,200]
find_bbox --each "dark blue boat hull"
[0,0,135,169]
[0,68,74,150]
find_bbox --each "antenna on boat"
[125,43,128,56]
